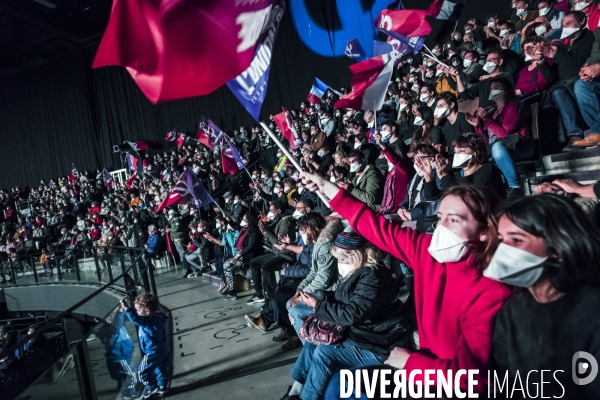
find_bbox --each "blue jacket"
[97,311,133,361]
[146,233,161,254]
[285,243,314,278]
[124,307,168,355]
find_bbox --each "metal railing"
[0,246,162,400]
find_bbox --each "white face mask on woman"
[413,116,424,126]
[240,220,248,227]
[267,211,276,220]
[337,262,355,277]
[483,243,548,287]
[428,224,467,263]
[452,153,473,168]
[488,89,505,103]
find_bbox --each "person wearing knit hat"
[281,232,412,400]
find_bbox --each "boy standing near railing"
[121,294,169,398]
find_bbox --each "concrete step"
[541,146,600,175]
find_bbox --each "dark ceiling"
[0,0,111,75]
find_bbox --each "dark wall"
[0,0,513,189]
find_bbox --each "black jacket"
[315,266,413,355]
[238,227,262,263]
[538,28,595,83]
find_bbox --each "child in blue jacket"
[121,294,169,398]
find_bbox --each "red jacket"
[330,190,511,391]
[475,101,527,140]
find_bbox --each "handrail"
[0,249,145,361]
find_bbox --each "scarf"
[235,227,249,251]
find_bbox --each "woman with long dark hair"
[221,212,262,300]
[466,77,533,198]
[487,194,600,398]
[408,106,443,156]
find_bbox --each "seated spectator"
[537,0,565,30]
[302,174,511,395]
[373,130,413,215]
[537,11,595,151]
[514,1,540,33]
[185,220,210,278]
[335,150,383,210]
[466,77,532,198]
[456,49,515,109]
[572,26,600,148]
[407,106,443,156]
[246,213,326,350]
[533,15,563,41]
[421,133,507,199]
[248,201,295,304]
[416,83,437,110]
[487,194,600,398]
[396,144,439,222]
[280,232,412,400]
[515,37,552,95]
[222,213,262,300]
[437,92,473,155]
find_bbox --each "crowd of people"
[2,0,600,398]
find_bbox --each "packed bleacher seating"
[3,1,600,398]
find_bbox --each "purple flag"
[345,39,367,60]
[157,169,214,211]
[226,1,286,121]
[103,168,116,188]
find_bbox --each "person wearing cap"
[280,232,412,400]
[166,209,189,274]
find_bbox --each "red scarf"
[235,228,249,251]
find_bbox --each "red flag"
[68,164,79,185]
[93,0,283,104]
[176,133,185,149]
[125,172,137,190]
[197,117,224,149]
[334,45,395,111]
[221,139,239,175]
[273,108,302,150]
[374,9,432,38]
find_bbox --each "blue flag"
[226,1,285,121]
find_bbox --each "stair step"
[542,147,600,175]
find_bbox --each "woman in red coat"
[303,172,511,394]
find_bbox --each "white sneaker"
[187,272,198,278]
[86,333,97,342]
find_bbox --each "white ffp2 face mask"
[489,89,505,103]
[560,27,580,39]
[538,7,549,16]
[483,243,548,287]
[452,153,472,168]
[535,26,547,36]
[337,262,354,277]
[413,116,424,126]
[574,2,590,11]
[419,93,431,102]
[292,210,304,219]
[349,163,362,173]
[463,59,473,68]
[428,224,467,263]
[483,61,497,73]
[434,107,449,119]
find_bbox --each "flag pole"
[422,52,450,69]
[259,122,331,209]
